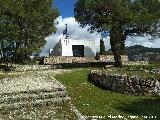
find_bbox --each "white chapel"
[49,24,96,57]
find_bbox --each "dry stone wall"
[99,55,129,62]
[10,65,56,71]
[89,70,160,96]
[43,56,148,66]
[44,56,96,65]
[99,55,149,65]
[44,56,129,65]
[123,61,148,66]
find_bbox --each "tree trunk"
[110,24,124,68]
[113,45,122,67]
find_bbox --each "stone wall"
[98,55,149,66]
[123,61,148,66]
[10,65,56,71]
[99,55,129,62]
[89,70,160,96]
[44,56,96,65]
[43,56,149,66]
[44,55,129,65]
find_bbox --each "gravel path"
[0,69,84,120]
[0,69,71,94]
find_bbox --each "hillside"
[106,45,160,55]
[125,45,160,55]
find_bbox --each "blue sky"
[54,0,76,18]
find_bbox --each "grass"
[55,68,160,120]
[104,64,160,80]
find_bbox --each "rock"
[135,85,142,94]
[132,76,140,85]
[128,78,133,85]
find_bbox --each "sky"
[40,0,160,56]
[54,0,76,17]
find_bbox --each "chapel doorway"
[72,45,84,57]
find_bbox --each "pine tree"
[74,0,160,67]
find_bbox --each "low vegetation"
[55,66,160,120]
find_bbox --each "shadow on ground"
[115,97,160,119]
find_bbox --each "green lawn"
[105,64,160,80]
[55,68,160,120]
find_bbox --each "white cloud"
[126,36,160,48]
[40,16,105,56]
[40,16,160,56]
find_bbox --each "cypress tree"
[100,38,105,55]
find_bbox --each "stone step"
[0,97,71,110]
[0,91,68,104]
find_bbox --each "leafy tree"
[100,38,105,55]
[74,0,160,67]
[0,0,59,63]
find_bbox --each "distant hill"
[106,45,160,55]
[106,45,160,61]
[125,45,160,55]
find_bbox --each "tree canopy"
[74,0,160,67]
[0,0,59,63]
[75,0,160,35]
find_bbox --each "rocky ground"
[0,69,83,120]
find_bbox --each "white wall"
[61,38,96,57]
[61,39,72,56]
[50,38,96,57]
